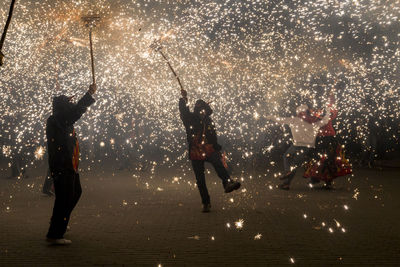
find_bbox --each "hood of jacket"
[52,95,75,125]
[193,99,213,117]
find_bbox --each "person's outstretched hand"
[181,89,187,98]
[88,84,97,95]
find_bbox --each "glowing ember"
[254,233,262,240]
[235,219,244,229]
[34,146,45,160]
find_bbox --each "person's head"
[296,104,308,118]
[52,95,76,118]
[194,99,213,119]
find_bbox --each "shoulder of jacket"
[47,115,55,124]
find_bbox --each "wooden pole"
[89,28,96,84]
[0,0,17,66]
[158,50,184,91]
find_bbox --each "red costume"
[303,95,352,182]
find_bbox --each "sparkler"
[150,38,184,92]
[0,0,17,66]
[81,14,101,85]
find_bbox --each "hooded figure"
[46,85,96,245]
[180,98,220,154]
[179,90,240,213]
[47,94,94,173]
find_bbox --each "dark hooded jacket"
[179,98,222,157]
[47,92,95,175]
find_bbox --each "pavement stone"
[0,164,399,266]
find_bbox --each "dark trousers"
[315,136,337,182]
[282,145,312,185]
[47,171,82,239]
[191,152,230,205]
[42,168,53,193]
[10,155,24,178]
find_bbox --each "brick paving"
[0,164,399,266]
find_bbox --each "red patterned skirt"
[303,136,352,182]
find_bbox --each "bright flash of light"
[254,233,262,240]
[34,146,45,160]
[235,219,244,229]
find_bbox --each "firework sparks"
[254,233,262,240]
[235,219,244,229]
[0,3,398,264]
[0,0,397,170]
[34,146,45,160]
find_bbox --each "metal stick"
[150,40,184,91]
[0,0,17,66]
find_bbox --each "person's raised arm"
[179,89,191,125]
[66,84,96,125]
[266,115,295,125]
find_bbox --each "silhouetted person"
[179,89,240,212]
[46,84,96,245]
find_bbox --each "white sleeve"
[274,117,296,125]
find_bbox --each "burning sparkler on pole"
[81,14,101,85]
[150,38,185,92]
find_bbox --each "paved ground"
[0,163,399,266]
